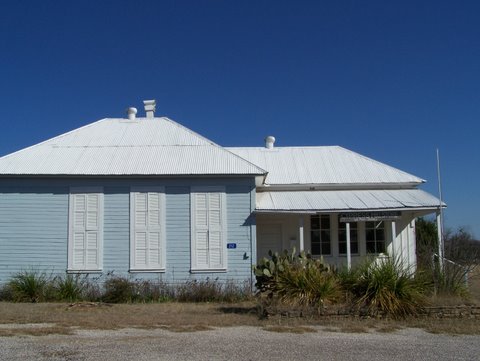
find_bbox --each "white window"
[68,188,103,272]
[191,187,227,272]
[130,187,166,271]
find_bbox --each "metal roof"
[227,146,424,186]
[256,189,443,213]
[0,118,266,176]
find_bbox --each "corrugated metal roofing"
[0,118,266,176]
[256,189,443,212]
[227,146,424,186]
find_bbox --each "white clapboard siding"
[191,187,227,272]
[68,188,103,271]
[130,187,165,271]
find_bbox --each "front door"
[257,223,282,261]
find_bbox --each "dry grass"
[0,302,263,331]
[1,301,480,336]
[263,325,317,334]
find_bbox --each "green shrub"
[254,249,341,307]
[102,277,136,303]
[344,257,427,318]
[0,283,14,301]
[8,270,49,302]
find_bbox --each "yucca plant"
[276,258,341,306]
[254,249,341,307]
[55,274,85,302]
[8,270,49,302]
[346,257,427,318]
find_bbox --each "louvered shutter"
[134,192,148,268]
[191,188,226,271]
[208,193,223,268]
[69,189,103,271]
[147,193,162,267]
[85,194,100,268]
[130,188,165,271]
[193,193,209,269]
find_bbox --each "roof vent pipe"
[126,107,137,120]
[265,136,276,149]
[143,99,156,118]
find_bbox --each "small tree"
[416,217,479,295]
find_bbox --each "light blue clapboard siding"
[103,188,130,275]
[0,188,69,282]
[0,178,256,285]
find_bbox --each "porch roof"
[256,189,444,213]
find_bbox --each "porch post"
[299,216,305,253]
[391,221,397,260]
[346,222,351,270]
[436,210,444,270]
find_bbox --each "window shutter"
[131,189,165,271]
[69,189,103,271]
[85,194,99,268]
[191,188,226,271]
[208,193,223,268]
[194,193,209,269]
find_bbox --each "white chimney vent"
[126,107,137,120]
[143,99,156,118]
[265,136,276,149]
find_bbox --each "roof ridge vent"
[265,135,276,149]
[143,99,156,118]
[126,107,137,120]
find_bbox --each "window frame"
[310,214,331,256]
[190,186,227,273]
[365,221,386,254]
[129,186,166,272]
[67,187,104,273]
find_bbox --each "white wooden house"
[0,100,444,285]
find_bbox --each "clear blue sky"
[1,1,479,238]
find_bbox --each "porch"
[254,189,445,270]
[256,212,419,269]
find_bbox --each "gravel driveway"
[1,326,478,361]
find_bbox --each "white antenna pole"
[436,148,445,270]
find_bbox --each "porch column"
[346,222,351,270]
[436,210,444,270]
[391,221,397,260]
[299,216,305,252]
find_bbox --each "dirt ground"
[1,326,480,361]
